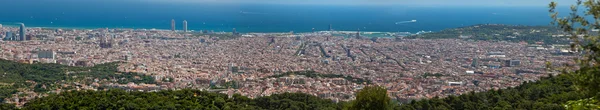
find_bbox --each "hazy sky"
[146,0,575,6]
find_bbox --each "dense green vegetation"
[16,86,396,110]
[421,72,445,78]
[210,81,239,89]
[550,0,600,108]
[0,103,16,110]
[397,74,586,110]
[20,89,345,110]
[69,62,156,85]
[0,60,154,103]
[349,86,395,110]
[266,71,372,84]
[407,24,568,44]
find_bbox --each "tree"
[564,98,600,110]
[0,103,16,110]
[550,0,600,108]
[348,86,391,110]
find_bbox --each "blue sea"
[0,0,568,33]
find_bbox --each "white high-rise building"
[171,19,176,31]
[183,20,188,32]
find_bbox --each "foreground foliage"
[550,0,600,108]
[397,74,586,110]
[349,86,393,110]
[21,89,344,110]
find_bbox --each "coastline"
[0,23,421,34]
[0,23,553,36]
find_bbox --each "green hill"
[397,74,586,110]
[407,24,568,44]
[0,60,154,103]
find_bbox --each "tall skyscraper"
[329,24,332,31]
[171,19,176,31]
[20,23,26,41]
[232,28,237,35]
[312,28,315,33]
[356,28,360,39]
[183,20,188,32]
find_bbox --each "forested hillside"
[407,24,568,44]
[19,89,345,110]
[0,60,154,103]
[397,74,586,110]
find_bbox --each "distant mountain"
[407,24,569,44]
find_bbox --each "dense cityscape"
[0,21,576,106]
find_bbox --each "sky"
[144,0,576,7]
